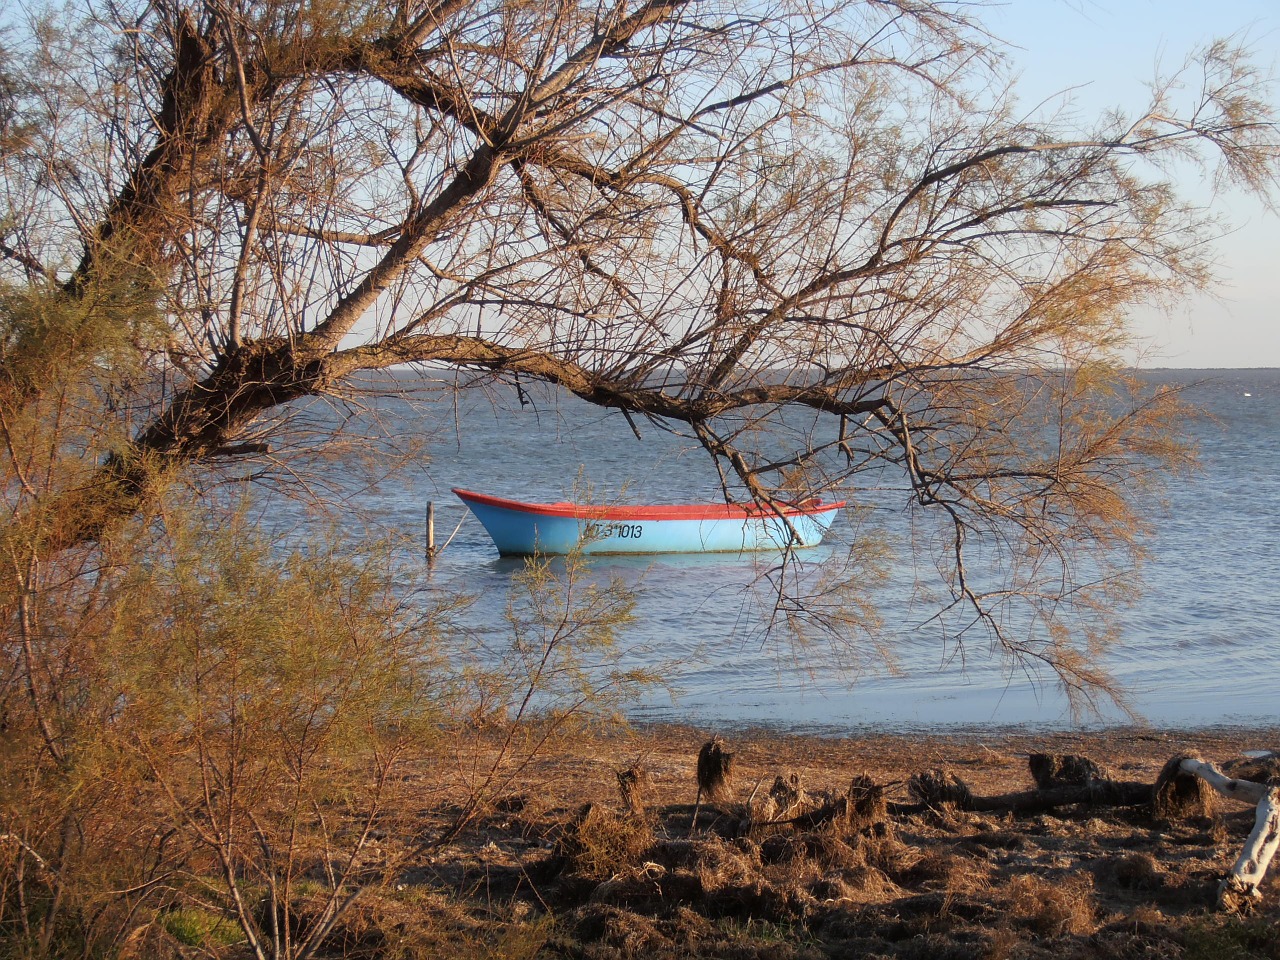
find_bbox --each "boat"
[453,488,844,556]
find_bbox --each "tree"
[0,275,648,955]
[1,0,1277,699]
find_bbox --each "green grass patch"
[161,907,243,949]
[1183,916,1280,960]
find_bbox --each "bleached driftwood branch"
[1176,758,1268,804]
[1176,758,1280,910]
[1223,785,1280,909]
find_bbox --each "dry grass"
[1097,851,1166,891]
[1005,872,1098,937]
[1153,755,1218,820]
[693,836,761,894]
[557,802,653,881]
[898,845,993,896]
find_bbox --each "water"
[264,369,1280,732]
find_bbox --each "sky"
[3,2,1272,365]
[986,1,1280,367]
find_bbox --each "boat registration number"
[585,522,644,540]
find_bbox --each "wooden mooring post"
[426,502,436,561]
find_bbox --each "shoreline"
[521,722,1280,801]
[626,717,1280,742]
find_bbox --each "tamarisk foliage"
[0,0,1277,824]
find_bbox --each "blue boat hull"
[454,489,842,556]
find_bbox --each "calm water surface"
[271,369,1280,732]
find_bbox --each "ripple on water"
[258,371,1280,730]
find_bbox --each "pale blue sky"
[987,1,1280,367]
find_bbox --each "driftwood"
[671,738,1280,910]
[745,774,891,835]
[1171,758,1269,805]
[968,779,1153,814]
[1153,755,1218,819]
[901,758,1149,816]
[942,751,1280,910]
[891,779,1152,817]
[1165,756,1280,911]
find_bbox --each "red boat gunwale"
[452,488,845,521]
